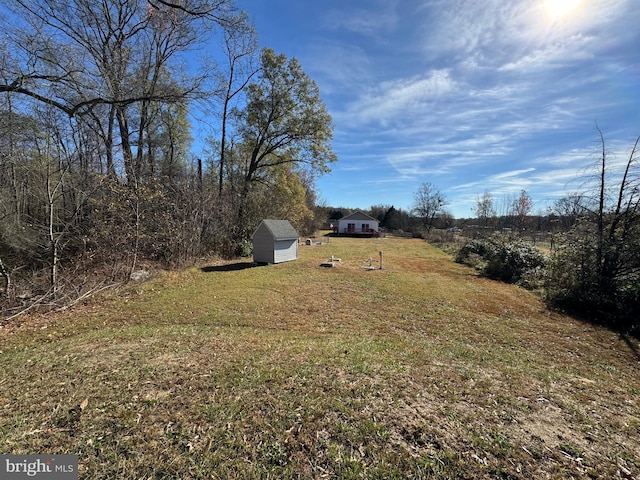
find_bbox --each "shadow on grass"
[201,262,264,272]
[620,333,640,362]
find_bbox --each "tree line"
[0,0,335,315]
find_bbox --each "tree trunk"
[218,96,228,198]
[596,129,606,280]
[0,257,11,300]
[127,188,141,282]
[116,106,137,183]
[46,160,59,299]
[106,105,116,177]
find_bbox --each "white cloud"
[341,70,456,125]
[499,35,594,72]
[322,1,399,36]
[492,168,536,180]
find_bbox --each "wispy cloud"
[322,0,399,36]
[307,41,373,94]
[340,69,456,125]
[498,35,595,72]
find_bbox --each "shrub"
[545,220,640,332]
[456,234,547,287]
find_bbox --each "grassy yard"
[1,234,639,479]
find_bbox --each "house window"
[362,223,369,232]
[347,223,355,232]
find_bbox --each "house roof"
[339,211,378,222]
[255,219,299,241]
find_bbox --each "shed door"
[273,240,296,263]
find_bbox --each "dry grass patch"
[1,236,639,479]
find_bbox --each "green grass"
[1,234,639,479]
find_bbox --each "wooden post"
[379,250,383,270]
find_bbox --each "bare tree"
[595,130,640,303]
[553,193,585,229]
[473,190,496,228]
[512,189,533,230]
[412,182,448,232]
[1,0,236,110]
[215,11,259,198]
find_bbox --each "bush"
[545,221,640,332]
[456,234,547,287]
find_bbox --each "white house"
[252,219,299,264]
[337,211,380,236]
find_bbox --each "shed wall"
[252,222,298,264]
[252,226,275,263]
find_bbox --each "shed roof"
[255,219,299,241]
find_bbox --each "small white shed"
[252,219,299,264]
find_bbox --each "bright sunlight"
[544,0,582,20]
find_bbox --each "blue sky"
[236,0,640,217]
